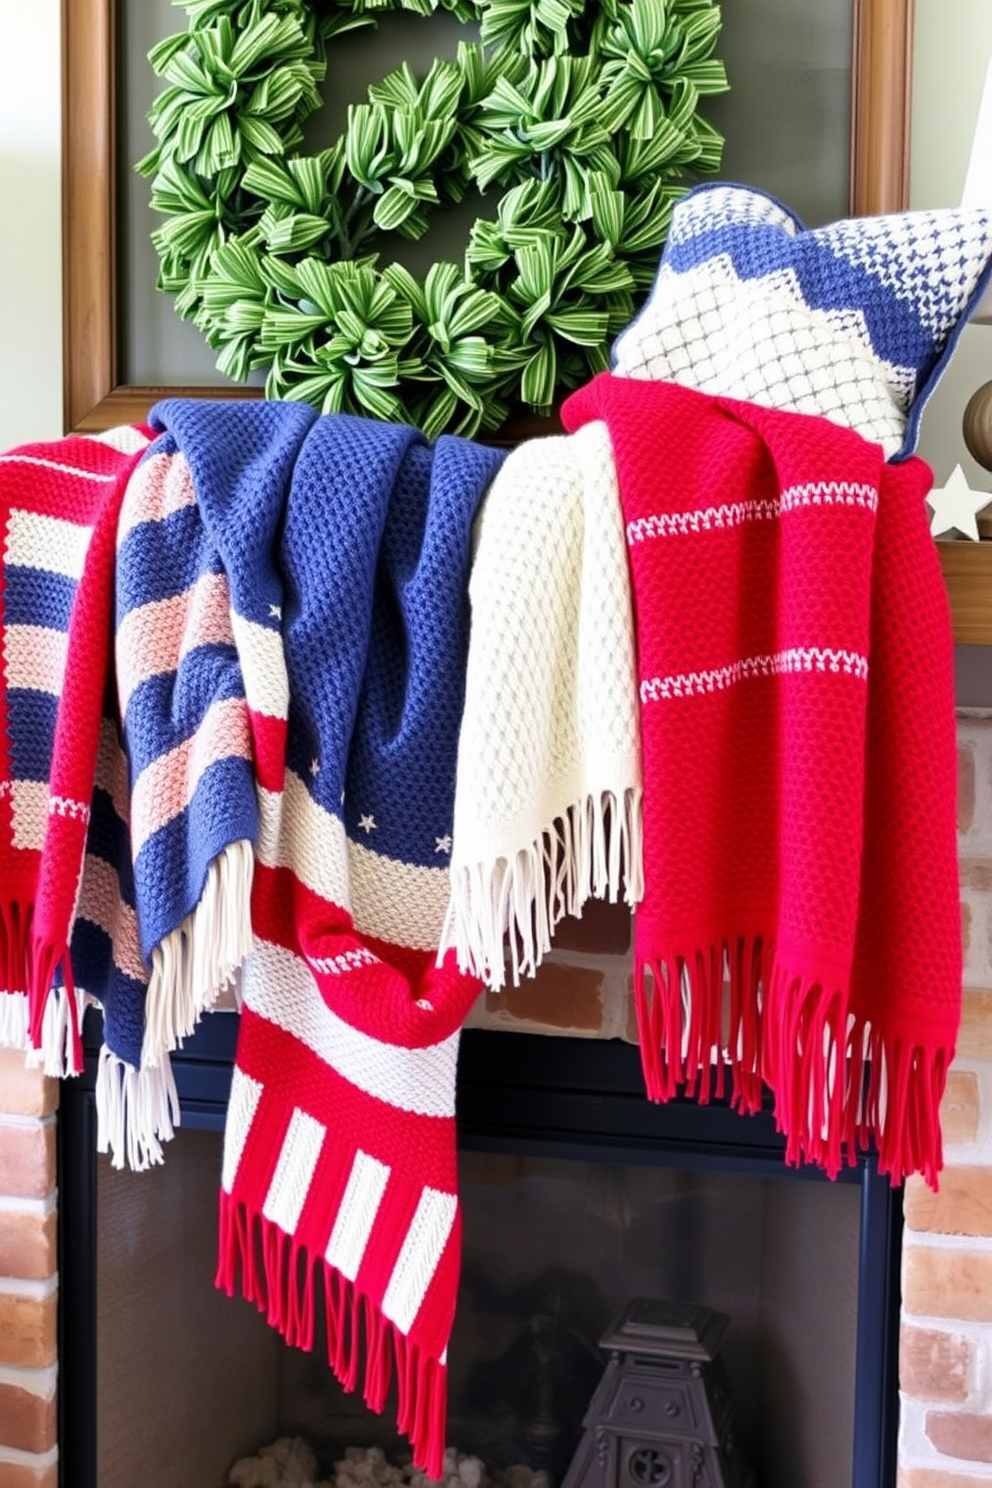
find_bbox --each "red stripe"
[248,710,287,793]
[251,863,481,1046]
[231,1004,458,1354]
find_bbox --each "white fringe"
[142,839,254,1067]
[441,786,643,991]
[0,991,29,1051]
[95,1045,180,1171]
[0,987,86,1076]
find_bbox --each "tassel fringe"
[95,1045,180,1171]
[1,899,83,1071]
[442,787,643,990]
[635,937,949,1187]
[143,840,254,1066]
[22,985,88,1077]
[217,1197,448,1480]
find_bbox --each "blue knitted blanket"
[74,403,501,1169]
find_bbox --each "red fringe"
[1,898,80,1069]
[634,938,949,1188]
[1,897,32,1001]
[216,1195,448,1479]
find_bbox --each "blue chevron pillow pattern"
[612,183,992,460]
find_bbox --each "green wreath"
[138,0,727,437]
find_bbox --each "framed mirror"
[61,0,915,433]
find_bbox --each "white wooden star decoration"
[927,464,991,541]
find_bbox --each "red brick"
[899,1325,970,1402]
[899,1471,992,1488]
[940,1072,980,1146]
[959,745,976,834]
[905,1168,992,1237]
[0,1465,58,1488]
[903,1247,992,1323]
[0,1294,56,1368]
[960,861,992,893]
[926,1410,992,1462]
[0,1126,54,1201]
[0,1211,56,1282]
[553,898,632,955]
[0,1054,56,1119]
[0,1382,56,1454]
[485,961,604,1032]
[956,991,992,1061]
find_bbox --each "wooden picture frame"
[61,0,916,435]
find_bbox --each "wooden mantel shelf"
[937,540,992,646]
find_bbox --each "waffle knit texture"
[563,373,962,1186]
[139,398,504,1480]
[612,184,992,459]
[440,421,643,987]
[0,426,150,1076]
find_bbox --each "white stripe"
[0,453,117,482]
[325,1149,391,1281]
[87,426,150,455]
[244,940,460,1118]
[262,1107,326,1234]
[3,624,68,693]
[641,646,869,702]
[231,611,289,721]
[130,695,253,856]
[116,451,196,545]
[381,1187,457,1334]
[116,571,234,715]
[75,855,147,984]
[256,775,352,912]
[349,838,451,952]
[626,481,879,542]
[309,947,379,976]
[5,508,93,578]
[49,795,89,823]
[10,780,47,851]
[221,1067,263,1193]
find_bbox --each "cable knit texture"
[563,373,961,1187]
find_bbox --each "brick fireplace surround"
[2,714,992,1487]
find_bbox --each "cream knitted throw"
[440,421,643,988]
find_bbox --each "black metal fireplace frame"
[58,1014,902,1488]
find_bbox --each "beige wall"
[0,0,62,452]
[911,0,992,489]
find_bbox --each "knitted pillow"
[612,183,992,460]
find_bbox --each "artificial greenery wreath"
[138,0,727,436]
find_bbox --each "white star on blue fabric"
[309,758,320,776]
[268,603,282,620]
[359,813,377,833]
[435,835,452,854]
[927,464,991,541]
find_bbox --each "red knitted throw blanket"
[563,376,961,1187]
